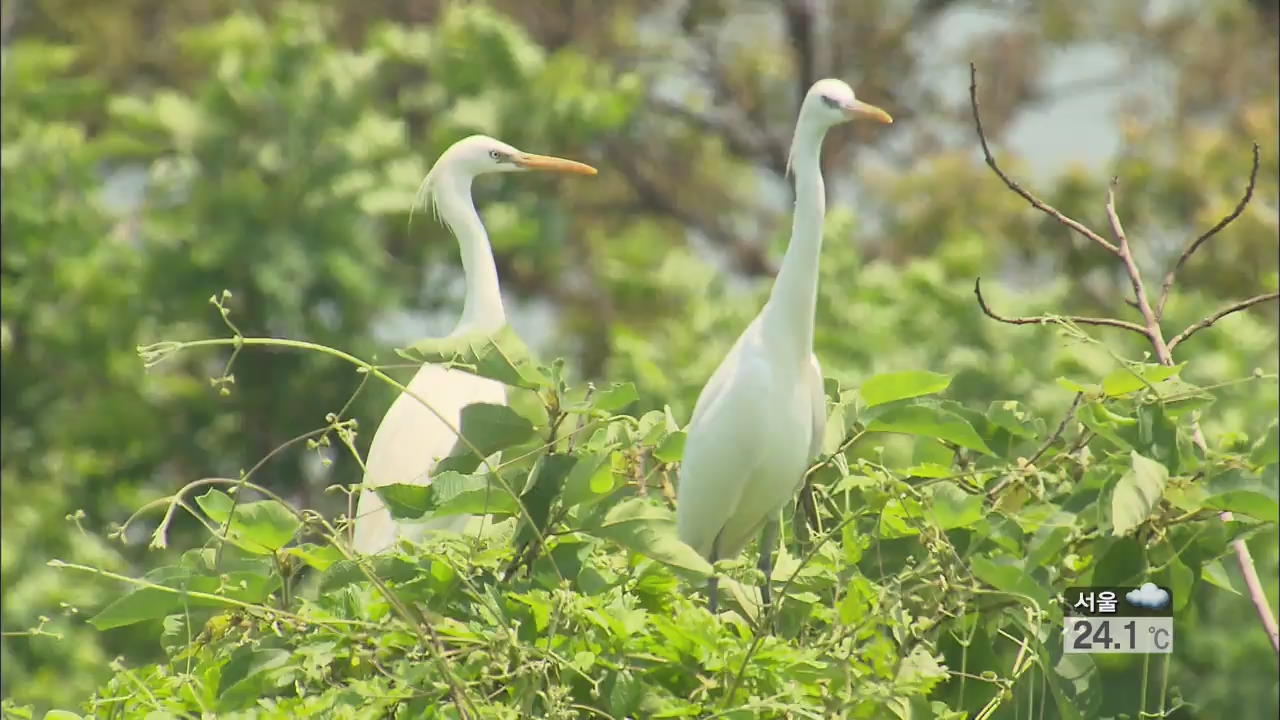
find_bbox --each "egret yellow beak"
[514,154,598,175]
[844,100,893,124]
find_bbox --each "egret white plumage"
[675,80,891,609]
[352,136,596,554]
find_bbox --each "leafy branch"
[969,62,1279,655]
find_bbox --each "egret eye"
[820,95,840,109]
[489,150,504,160]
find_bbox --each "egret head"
[799,79,893,130]
[415,135,596,222]
[429,135,598,180]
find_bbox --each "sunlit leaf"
[1100,363,1184,397]
[436,402,536,474]
[195,489,301,554]
[867,405,994,456]
[585,498,711,575]
[859,371,952,407]
[399,325,548,389]
[1111,452,1169,536]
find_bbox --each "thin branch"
[1157,143,1261,319]
[1106,181,1173,364]
[973,278,1150,335]
[968,63,1120,256]
[987,392,1083,499]
[1167,292,1280,352]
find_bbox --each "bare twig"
[1157,143,1261,319]
[969,63,1120,256]
[969,66,1279,656]
[1106,182,1174,364]
[973,278,1149,335]
[1167,292,1280,352]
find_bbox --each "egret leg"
[757,518,780,610]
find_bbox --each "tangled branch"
[968,62,1279,655]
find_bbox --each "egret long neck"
[760,126,826,362]
[435,176,506,334]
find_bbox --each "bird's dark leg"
[757,518,780,612]
[707,531,722,613]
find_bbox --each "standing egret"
[352,136,596,554]
[675,80,891,609]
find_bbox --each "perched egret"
[675,80,891,609]
[352,136,596,554]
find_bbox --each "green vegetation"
[3,1,1277,718]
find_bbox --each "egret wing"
[352,364,505,553]
[807,354,827,463]
[676,343,771,559]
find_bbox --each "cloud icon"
[1126,582,1170,609]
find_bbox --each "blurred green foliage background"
[2,0,1277,715]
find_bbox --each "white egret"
[352,136,596,554]
[675,80,891,609]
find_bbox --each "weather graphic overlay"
[1063,584,1174,654]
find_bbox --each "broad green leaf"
[375,471,521,521]
[1203,469,1279,520]
[575,382,638,413]
[89,567,277,630]
[1111,452,1169,536]
[285,543,343,572]
[1101,362,1184,397]
[971,556,1052,614]
[399,324,548,389]
[375,483,434,520]
[1250,421,1279,466]
[1201,558,1243,595]
[195,489,301,554]
[217,647,291,711]
[867,405,994,456]
[1056,377,1100,395]
[654,430,686,462]
[436,402,536,474]
[514,454,577,545]
[927,482,984,529]
[585,498,712,575]
[859,371,952,407]
[562,453,613,508]
[986,400,1038,439]
[1091,537,1147,586]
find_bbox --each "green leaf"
[859,371,952,407]
[586,382,639,413]
[986,400,1038,439]
[1201,558,1243,595]
[654,431,686,463]
[971,556,1052,614]
[1250,421,1279,466]
[562,453,614,508]
[514,454,577,545]
[1101,362,1184,397]
[436,402,536,474]
[867,405,994,456]
[375,483,434,520]
[195,489,301,554]
[585,498,712,575]
[1203,469,1279,520]
[285,543,343,572]
[1091,537,1147,586]
[1056,377,1100,395]
[399,324,548,389]
[927,482,984,529]
[217,647,290,711]
[89,566,277,630]
[1111,452,1169,536]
